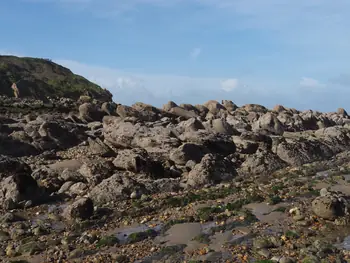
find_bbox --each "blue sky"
[1,0,350,111]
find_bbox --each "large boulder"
[312,190,349,220]
[132,102,161,121]
[103,118,180,152]
[176,118,205,133]
[238,150,288,175]
[221,100,238,112]
[276,138,333,166]
[0,134,38,157]
[63,197,94,221]
[31,167,63,194]
[79,103,103,122]
[169,143,207,165]
[78,159,115,187]
[203,100,226,116]
[314,126,350,153]
[211,118,239,135]
[101,102,117,116]
[169,107,198,119]
[163,101,178,112]
[87,137,115,157]
[180,130,236,155]
[116,105,140,119]
[252,113,284,135]
[226,115,251,132]
[89,173,146,205]
[337,108,348,117]
[0,156,41,209]
[273,105,287,113]
[103,117,137,148]
[113,148,165,179]
[242,104,268,113]
[277,112,305,132]
[179,104,201,115]
[187,154,237,187]
[38,121,81,149]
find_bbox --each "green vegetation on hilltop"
[0,55,112,101]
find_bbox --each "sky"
[1,0,350,111]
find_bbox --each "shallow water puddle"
[244,202,287,223]
[210,230,253,251]
[113,222,163,244]
[335,236,350,250]
[156,221,216,246]
[314,181,350,195]
[27,203,68,232]
[315,171,329,178]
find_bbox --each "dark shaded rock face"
[169,143,207,165]
[63,197,94,221]
[0,155,41,209]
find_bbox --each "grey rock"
[63,197,94,220]
[169,143,207,165]
[89,173,146,205]
[0,156,41,209]
[312,194,346,220]
[252,112,284,135]
[87,137,115,157]
[187,154,237,187]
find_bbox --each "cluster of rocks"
[1,97,350,262]
[1,97,350,213]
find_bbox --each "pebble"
[258,248,271,258]
[279,257,295,263]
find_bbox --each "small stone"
[5,244,16,257]
[24,200,33,208]
[279,257,295,263]
[271,256,281,262]
[0,230,10,241]
[69,248,85,259]
[141,194,150,201]
[258,248,271,258]
[289,207,304,221]
[253,238,274,249]
[301,255,320,263]
[130,191,140,199]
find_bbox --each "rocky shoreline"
[1,97,350,262]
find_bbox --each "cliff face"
[0,55,112,101]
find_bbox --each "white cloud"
[221,78,239,92]
[0,50,24,56]
[190,48,201,59]
[54,59,244,106]
[300,77,324,88]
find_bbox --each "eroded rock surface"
[1,96,350,262]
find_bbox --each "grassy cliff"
[0,55,112,101]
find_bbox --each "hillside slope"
[0,55,112,101]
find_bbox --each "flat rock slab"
[49,159,82,171]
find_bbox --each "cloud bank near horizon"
[53,59,349,112]
[1,50,350,112]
